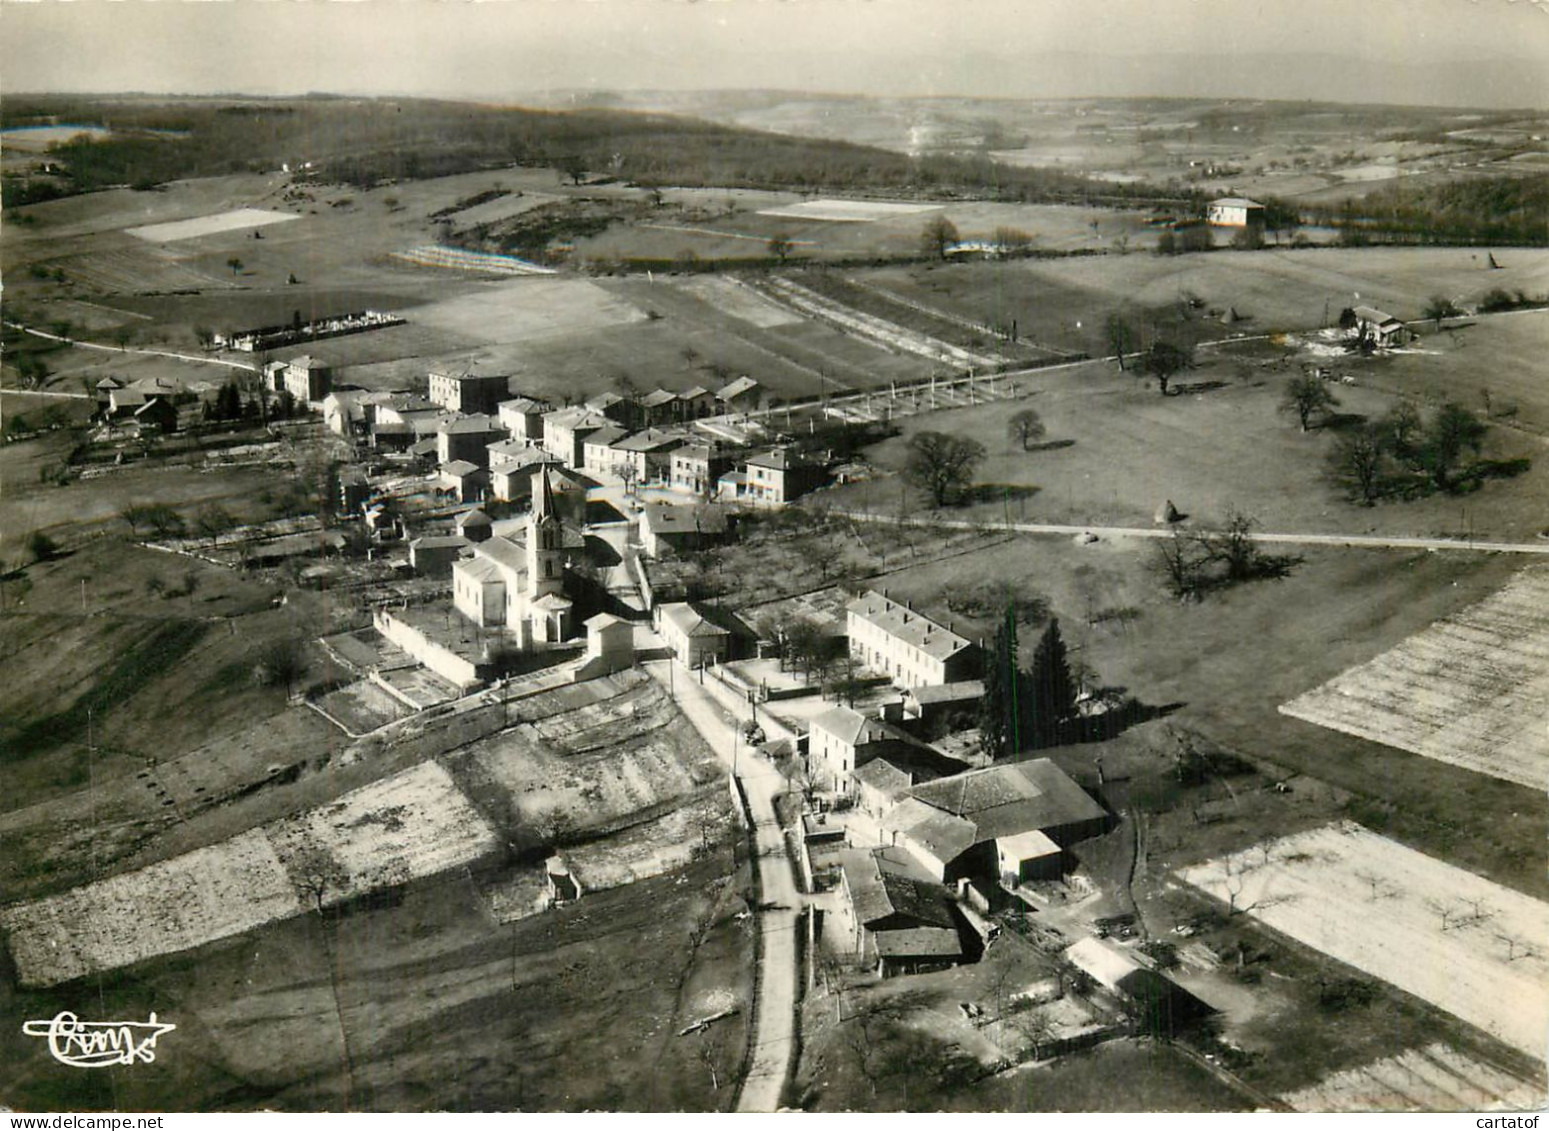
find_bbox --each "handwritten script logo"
[22,1011,175,1068]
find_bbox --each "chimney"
[906,598,913,611]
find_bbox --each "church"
[451,465,574,646]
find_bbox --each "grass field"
[1281,567,1549,790]
[1181,823,1549,1058]
[838,335,1548,542]
[853,246,1549,359]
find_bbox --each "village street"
[647,658,804,1112]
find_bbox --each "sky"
[3,0,1547,108]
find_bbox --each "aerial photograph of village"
[0,0,1546,1117]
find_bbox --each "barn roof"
[908,759,1106,841]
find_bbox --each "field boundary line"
[5,320,261,373]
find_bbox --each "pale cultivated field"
[1280,568,1549,790]
[1181,823,1549,1058]
[127,208,301,242]
[673,275,803,328]
[2,762,499,984]
[268,761,498,906]
[0,828,301,986]
[411,276,646,342]
[758,198,942,222]
[1282,1043,1545,1113]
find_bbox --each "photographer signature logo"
[22,1011,175,1068]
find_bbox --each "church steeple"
[533,462,556,520]
[526,465,563,599]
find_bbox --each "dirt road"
[827,509,1549,556]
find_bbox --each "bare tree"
[1281,375,1341,432]
[1007,408,1046,451]
[919,215,960,261]
[1105,312,1135,371]
[1328,422,1387,506]
[1150,529,1207,601]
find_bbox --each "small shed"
[584,612,635,672]
[997,828,1064,884]
[456,508,494,543]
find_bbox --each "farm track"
[837,274,1077,362]
[612,277,873,391]
[747,275,1001,371]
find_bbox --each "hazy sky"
[3,0,1547,107]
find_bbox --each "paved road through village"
[648,659,802,1112]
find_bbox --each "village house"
[847,590,979,689]
[409,534,470,577]
[657,601,733,668]
[678,385,716,419]
[283,355,333,404]
[639,502,730,558]
[107,387,147,418]
[585,390,644,430]
[451,466,574,644]
[428,370,510,415]
[670,442,737,497]
[542,406,609,468]
[496,395,551,443]
[639,388,681,427]
[1205,196,1265,230]
[880,759,1109,888]
[1352,305,1409,348]
[133,396,179,433]
[716,375,765,414]
[436,414,507,468]
[808,705,892,791]
[734,447,826,506]
[490,448,563,504]
[581,425,633,476]
[807,705,963,795]
[611,428,690,485]
[853,759,916,817]
[438,459,487,503]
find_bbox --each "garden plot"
[758,198,942,223]
[268,761,498,906]
[1281,1043,1545,1112]
[1279,568,1549,790]
[127,208,300,242]
[1180,822,1549,1058]
[464,677,719,828]
[566,792,730,891]
[0,829,300,987]
[674,275,803,328]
